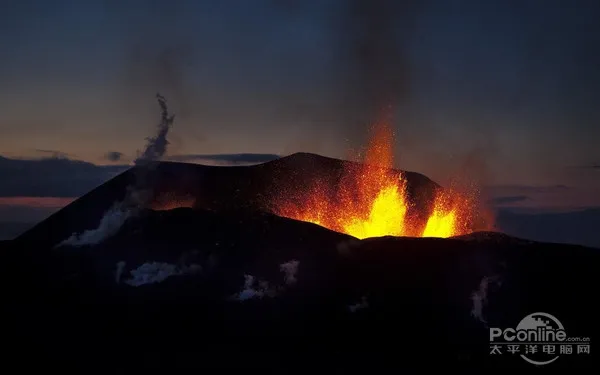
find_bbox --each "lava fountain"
[274,121,477,239]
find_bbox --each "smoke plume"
[58,94,175,247]
[107,0,197,121]
[134,94,175,165]
[332,0,421,149]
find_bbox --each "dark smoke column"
[333,0,419,149]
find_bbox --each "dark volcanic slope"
[16,152,440,248]
[4,207,598,371]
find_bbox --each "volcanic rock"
[3,206,598,371]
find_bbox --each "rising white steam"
[280,260,299,286]
[115,260,127,284]
[59,203,131,247]
[236,275,263,301]
[348,296,369,313]
[134,94,174,166]
[470,275,502,325]
[231,260,301,301]
[231,274,277,301]
[123,262,182,287]
[57,94,175,248]
[118,260,201,287]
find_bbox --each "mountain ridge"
[16,152,441,248]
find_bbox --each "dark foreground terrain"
[2,206,598,372]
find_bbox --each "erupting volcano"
[274,121,476,239]
[6,98,596,373]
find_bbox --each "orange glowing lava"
[275,121,477,239]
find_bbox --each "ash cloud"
[108,0,197,121]
[123,42,196,118]
[330,0,422,148]
[270,0,422,151]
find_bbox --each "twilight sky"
[1,0,600,235]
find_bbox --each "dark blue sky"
[1,0,599,189]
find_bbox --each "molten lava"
[275,121,476,239]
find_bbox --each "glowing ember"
[274,121,477,239]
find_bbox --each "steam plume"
[58,94,175,247]
[470,275,502,325]
[134,94,175,166]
